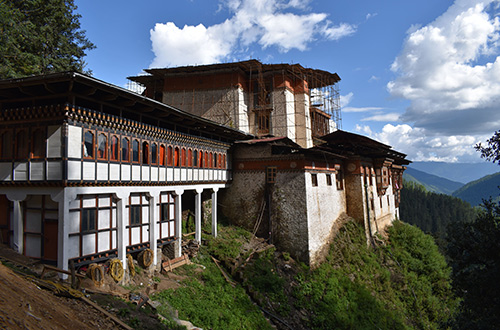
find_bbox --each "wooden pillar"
[149,193,158,266]
[211,188,218,238]
[11,200,23,254]
[116,194,127,271]
[195,188,203,243]
[174,190,183,258]
[51,188,73,277]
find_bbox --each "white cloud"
[357,124,485,162]
[361,112,400,122]
[388,0,500,136]
[321,22,356,41]
[150,23,234,67]
[149,0,356,67]
[340,92,354,108]
[343,106,384,113]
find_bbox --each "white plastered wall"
[304,171,346,265]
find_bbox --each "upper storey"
[0,72,251,186]
[129,60,342,148]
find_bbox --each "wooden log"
[80,297,133,330]
[211,256,236,287]
[41,264,85,279]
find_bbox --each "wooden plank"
[41,264,85,279]
[211,256,236,287]
[80,296,134,330]
[161,254,189,273]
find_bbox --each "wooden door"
[43,219,58,261]
[0,195,10,244]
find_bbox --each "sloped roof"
[320,130,411,165]
[129,59,341,89]
[0,72,252,142]
[235,136,346,161]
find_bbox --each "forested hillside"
[399,180,477,239]
[410,161,499,184]
[404,167,463,195]
[452,172,500,206]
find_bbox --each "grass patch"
[204,225,251,260]
[153,253,272,330]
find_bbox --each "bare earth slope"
[0,262,121,330]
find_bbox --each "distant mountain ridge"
[410,161,499,184]
[452,172,500,206]
[403,167,464,195]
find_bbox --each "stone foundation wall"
[270,171,309,262]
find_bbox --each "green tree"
[444,130,500,328]
[447,199,500,329]
[399,180,476,242]
[476,130,500,164]
[0,0,94,79]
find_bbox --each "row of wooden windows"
[80,195,175,233]
[311,172,344,190]
[0,129,45,160]
[83,130,227,169]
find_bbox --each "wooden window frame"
[130,205,142,226]
[336,170,344,190]
[193,150,198,167]
[181,148,186,167]
[159,145,166,166]
[84,130,94,159]
[142,141,149,165]
[0,130,13,159]
[30,128,45,159]
[326,174,332,186]
[311,173,318,187]
[16,129,28,159]
[158,193,176,240]
[132,139,140,163]
[199,150,204,168]
[69,195,117,259]
[127,194,149,246]
[97,133,107,160]
[167,146,173,166]
[121,137,130,162]
[81,208,97,233]
[266,166,277,184]
[188,149,193,167]
[255,109,271,135]
[110,135,119,161]
[174,147,179,167]
[151,143,158,165]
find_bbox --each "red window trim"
[110,135,119,161]
[84,130,95,159]
[97,133,107,160]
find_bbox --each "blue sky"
[75,0,500,163]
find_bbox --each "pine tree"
[0,0,94,78]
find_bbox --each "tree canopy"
[444,130,500,328]
[447,199,500,328]
[399,180,477,241]
[476,130,500,165]
[0,0,94,79]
